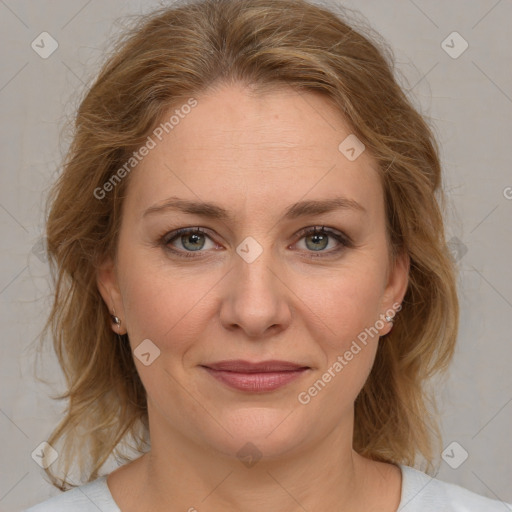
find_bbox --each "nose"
[218,246,292,339]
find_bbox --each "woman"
[25,0,511,510]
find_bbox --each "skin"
[97,82,410,512]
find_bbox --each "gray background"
[1,0,511,510]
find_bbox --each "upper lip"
[202,360,309,373]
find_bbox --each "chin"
[202,406,312,462]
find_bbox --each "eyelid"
[161,227,220,252]
[294,225,353,246]
[161,226,210,244]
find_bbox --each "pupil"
[308,233,327,251]
[184,233,203,250]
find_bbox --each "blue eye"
[160,226,352,259]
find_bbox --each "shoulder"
[24,475,120,512]
[399,464,512,512]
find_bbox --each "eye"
[293,226,352,257]
[162,227,218,257]
[160,225,352,259]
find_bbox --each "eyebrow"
[142,196,367,221]
[142,195,366,221]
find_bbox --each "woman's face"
[98,83,409,460]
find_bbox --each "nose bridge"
[219,233,291,336]
[234,234,281,304]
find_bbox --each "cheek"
[118,250,218,357]
[301,262,385,350]
[294,260,385,405]
[297,277,382,425]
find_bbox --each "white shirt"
[24,463,512,511]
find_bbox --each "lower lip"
[203,368,308,392]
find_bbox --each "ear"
[378,249,410,336]
[96,256,127,335]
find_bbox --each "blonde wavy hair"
[39,0,459,491]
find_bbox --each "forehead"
[124,82,383,221]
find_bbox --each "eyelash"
[159,226,353,259]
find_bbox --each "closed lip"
[201,360,310,372]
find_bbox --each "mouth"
[200,360,311,392]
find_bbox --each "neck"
[133,407,377,512]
